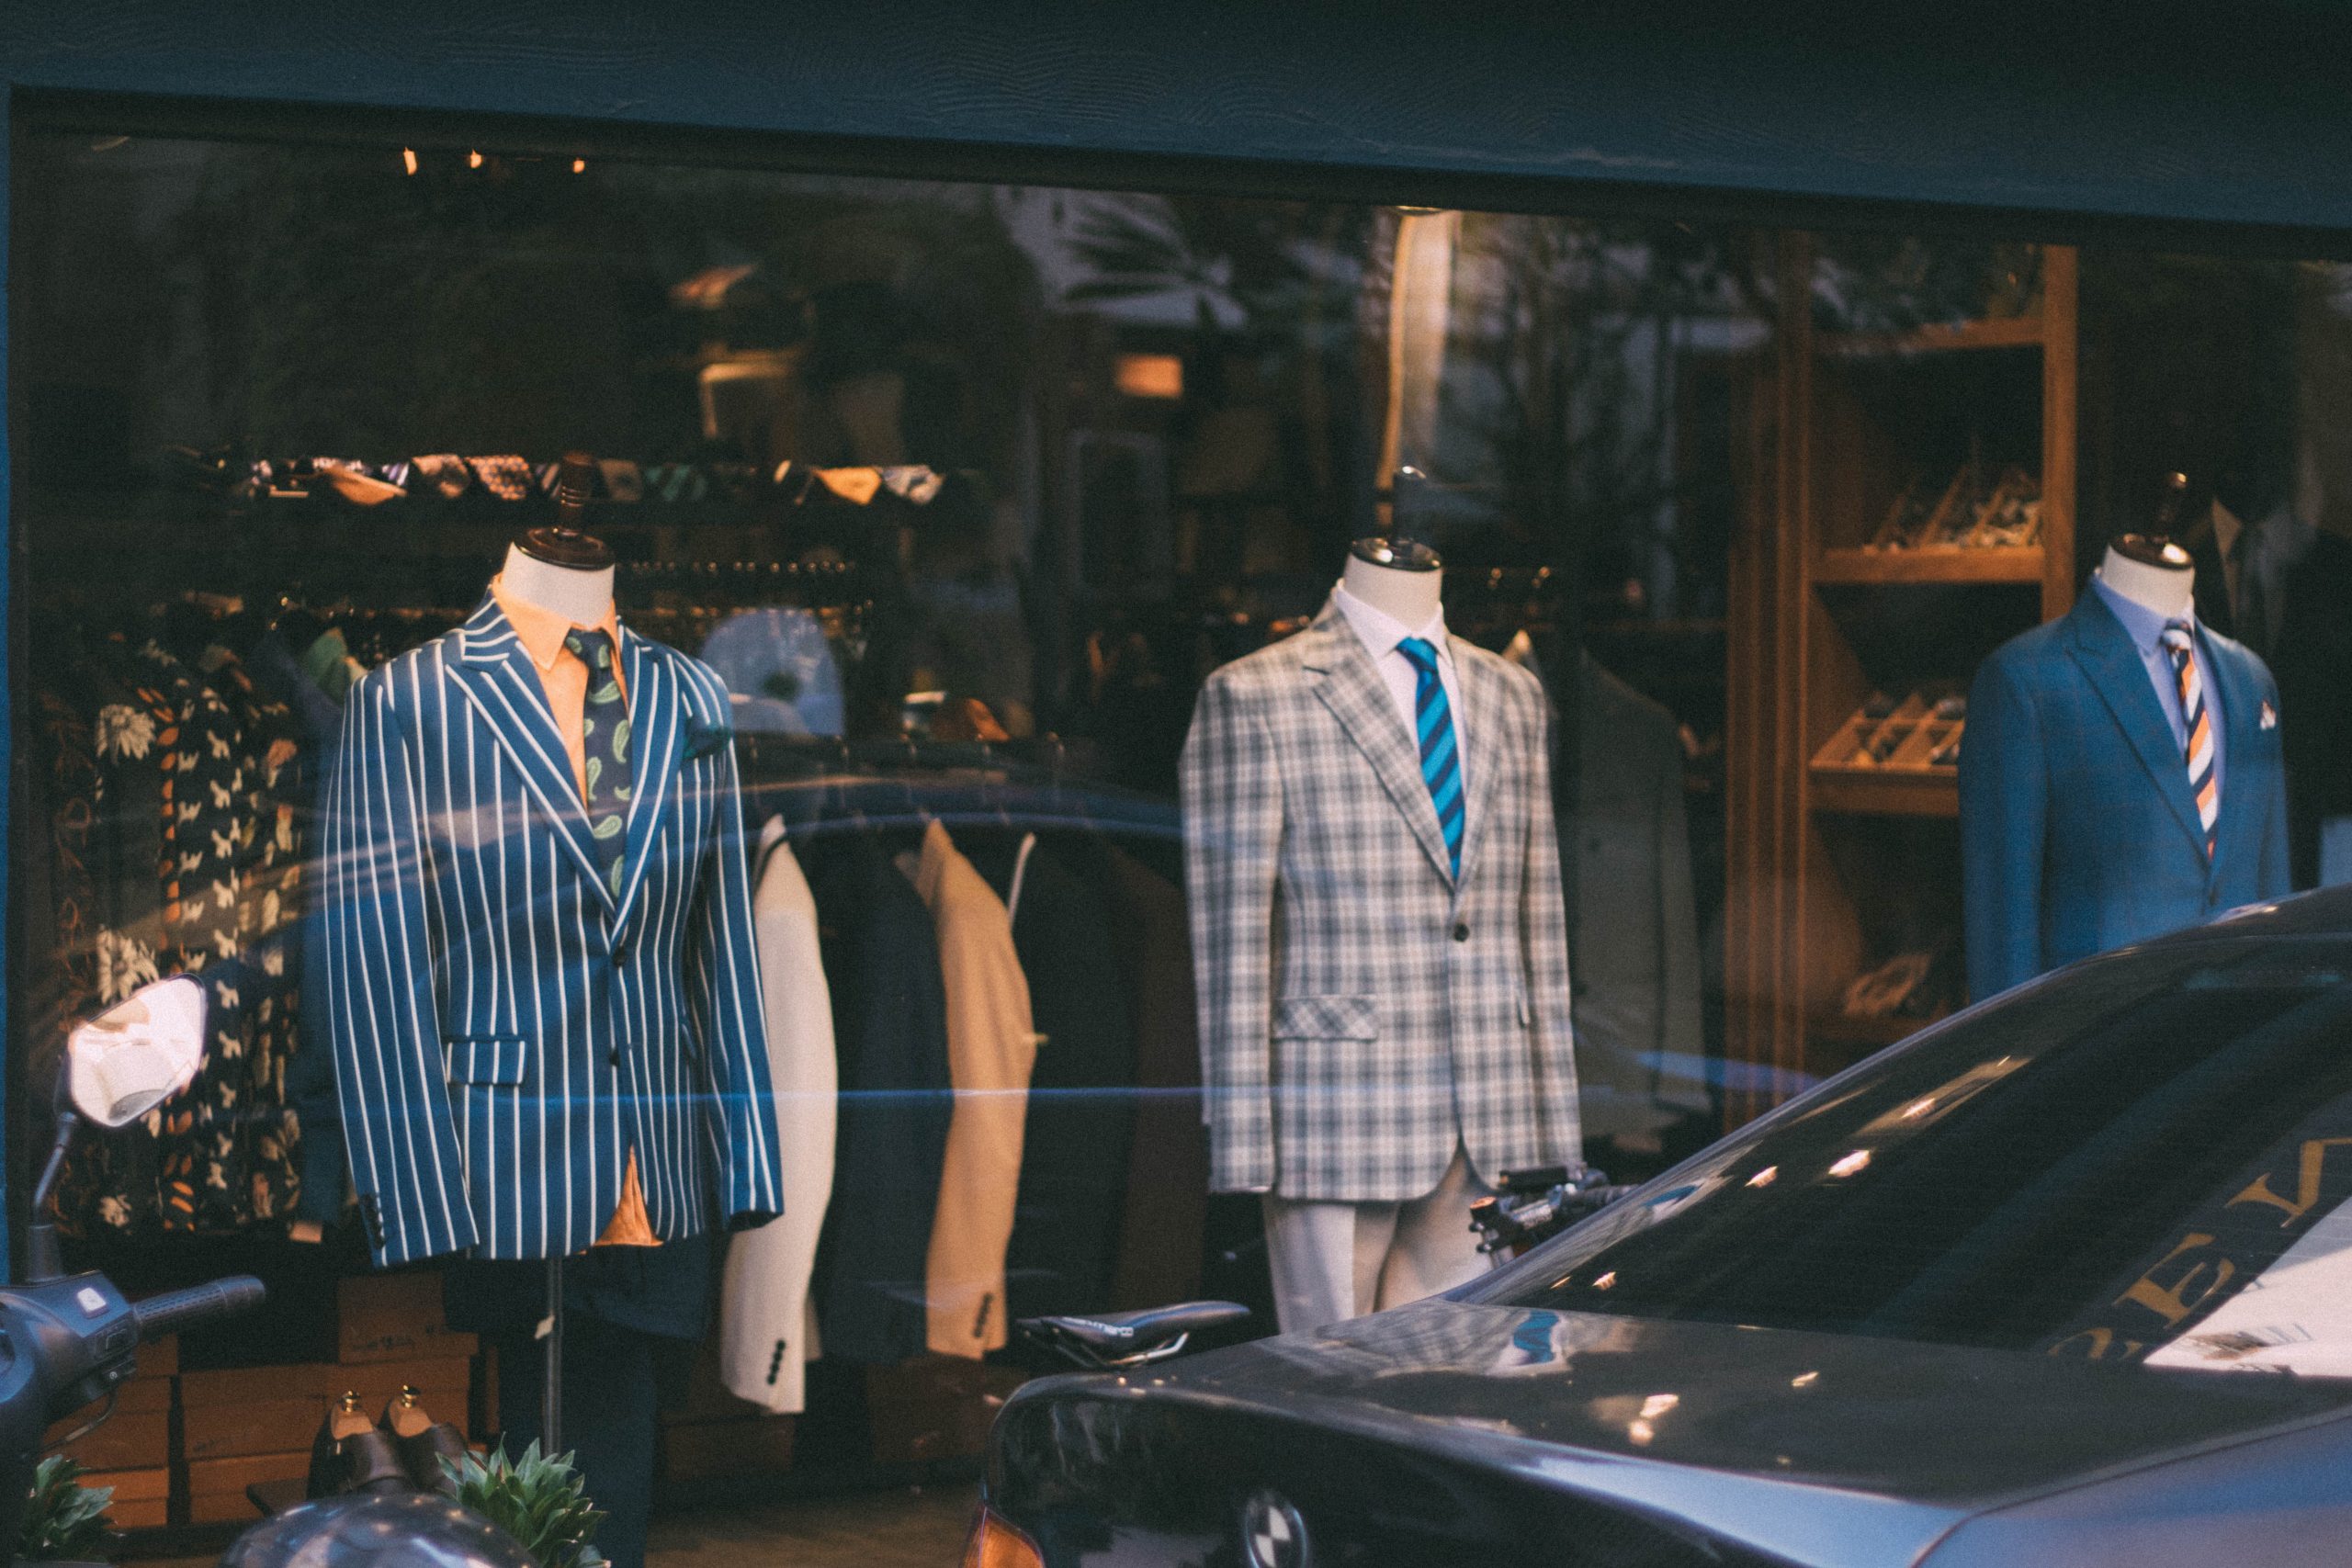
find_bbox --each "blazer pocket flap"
[1272,996,1377,1041]
[445,1036,529,1086]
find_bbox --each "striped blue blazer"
[322,596,784,1267]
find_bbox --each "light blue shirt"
[2090,573,2224,802]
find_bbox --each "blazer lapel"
[2201,628,2264,877]
[1449,638,1510,886]
[2064,594,2209,860]
[444,596,618,908]
[610,627,687,931]
[1301,607,1455,886]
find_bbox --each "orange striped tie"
[2162,620,2218,856]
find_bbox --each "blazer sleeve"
[322,671,477,1267]
[684,692,786,1230]
[1179,672,1282,1194]
[1961,652,2047,1001]
[1519,684,1584,1166]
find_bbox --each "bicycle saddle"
[1020,1301,1250,1365]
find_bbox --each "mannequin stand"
[543,1256,565,1452]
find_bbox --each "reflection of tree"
[1066,194,1374,564]
[1444,218,1769,620]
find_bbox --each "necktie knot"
[2160,619,2195,656]
[564,627,614,671]
[1396,636,1440,676]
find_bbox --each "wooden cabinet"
[1725,238,2077,1124]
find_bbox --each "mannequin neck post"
[2098,543,2196,621]
[499,542,615,626]
[1340,550,1444,627]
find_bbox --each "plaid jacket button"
[1453,923,1470,942]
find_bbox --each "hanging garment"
[1178,596,1582,1202]
[967,836,1136,1323]
[322,594,782,1267]
[910,819,1038,1359]
[799,832,953,1364]
[53,635,309,1235]
[245,629,353,1230]
[719,822,839,1413]
[1508,635,1710,1142]
[1962,589,2291,999]
[698,608,846,737]
[1099,845,1210,1312]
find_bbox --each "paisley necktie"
[564,628,633,897]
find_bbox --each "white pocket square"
[2261,701,2278,730]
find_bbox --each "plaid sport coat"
[1180,599,1581,1201]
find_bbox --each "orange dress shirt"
[491,577,658,1247]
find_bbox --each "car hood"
[1055,1301,2352,1566]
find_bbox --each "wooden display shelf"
[1810,770,1959,818]
[1815,546,2045,585]
[1818,315,2044,356]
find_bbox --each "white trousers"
[1261,1146,1493,1336]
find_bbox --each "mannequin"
[321,448,780,1568]
[1339,535,1443,626]
[1181,531,1582,1337]
[1960,522,2290,1000]
[498,533,613,624]
[2097,533,2196,619]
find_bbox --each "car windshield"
[1481,933,2352,1375]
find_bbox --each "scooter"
[1,976,535,1568]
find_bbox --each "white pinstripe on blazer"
[1180,599,1581,1201]
[322,595,785,1267]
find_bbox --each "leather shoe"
[308,1393,411,1497]
[381,1385,469,1495]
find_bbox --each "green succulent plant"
[444,1441,606,1568]
[20,1455,115,1562]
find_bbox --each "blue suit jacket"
[323,597,784,1266]
[1961,592,2290,1000]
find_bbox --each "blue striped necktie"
[1397,637,1464,875]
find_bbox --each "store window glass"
[14,117,2352,1524]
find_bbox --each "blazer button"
[1453,923,1470,942]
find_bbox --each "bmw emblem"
[1241,1490,1308,1568]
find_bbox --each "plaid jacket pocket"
[1272,995,1378,1041]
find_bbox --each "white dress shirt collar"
[1332,581,1453,670]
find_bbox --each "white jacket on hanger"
[719,819,840,1412]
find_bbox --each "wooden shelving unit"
[1724,241,2077,1123]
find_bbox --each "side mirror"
[67,975,208,1128]
[28,976,209,1279]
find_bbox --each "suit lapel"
[611,627,687,931]
[2064,594,2209,860]
[1301,608,1455,886]
[1449,638,1510,886]
[444,597,618,910]
[2201,627,2263,876]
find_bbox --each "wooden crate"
[181,1356,470,1410]
[83,1466,169,1530]
[338,1272,477,1366]
[43,1409,167,1472]
[186,1450,307,1526]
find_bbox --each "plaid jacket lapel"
[1448,640,1511,887]
[1300,608,1455,886]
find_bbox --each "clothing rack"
[736,735,1178,844]
[165,447,958,513]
